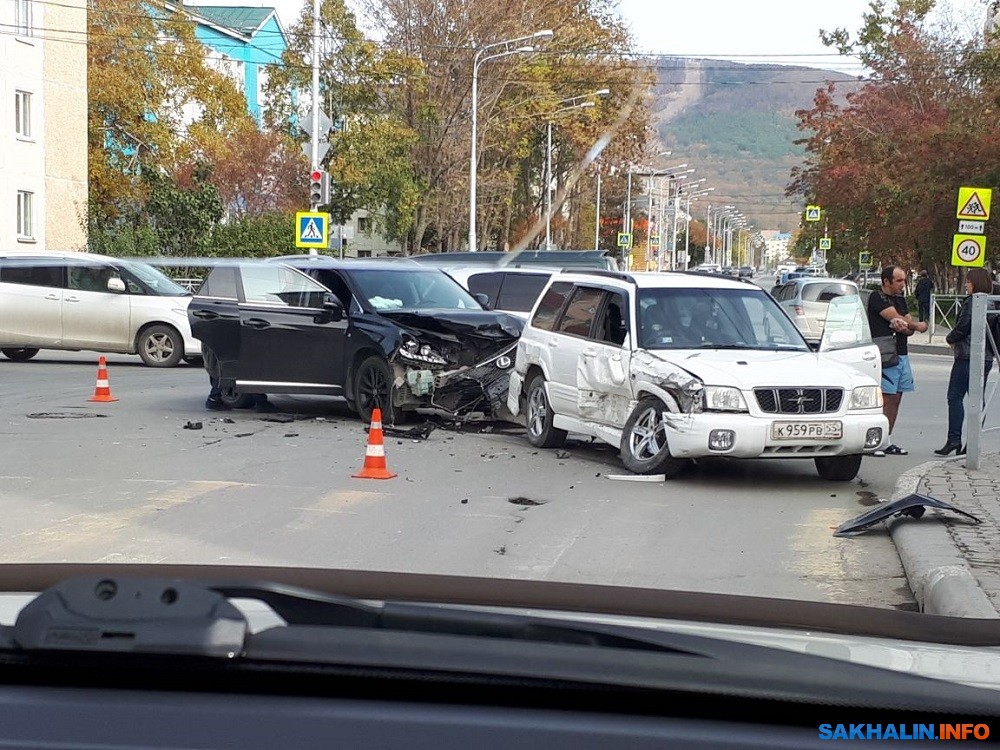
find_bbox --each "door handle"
[243,318,271,330]
[862,352,877,361]
[547,340,559,348]
[582,347,598,356]
[192,310,219,320]
[65,296,80,303]
[45,294,60,301]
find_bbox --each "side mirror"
[473,292,491,309]
[826,330,859,346]
[321,294,344,322]
[107,277,126,293]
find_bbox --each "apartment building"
[0,0,88,250]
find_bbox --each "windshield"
[349,269,483,311]
[119,260,191,297]
[638,287,809,351]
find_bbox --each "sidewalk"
[889,456,1000,618]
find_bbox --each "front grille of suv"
[754,388,843,414]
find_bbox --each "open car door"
[817,295,879,380]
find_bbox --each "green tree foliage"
[144,164,224,255]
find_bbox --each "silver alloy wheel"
[527,385,548,438]
[628,405,669,460]
[144,332,175,363]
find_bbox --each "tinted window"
[596,291,629,345]
[348,269,481,311]
[556,286,604,338]
[497,273,550,312]
[240,265,328,308]
[530,281,573,331]
[0,259,64,288]
[67,263,117,293]
[196,266,239,299]
[467,273,503,306]
[802,282,857,303]
[118,261,189,297]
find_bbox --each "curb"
[888,460,998,618]
[907,343,951,356]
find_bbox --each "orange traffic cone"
[353,407,396,480]
[87,356,119,403]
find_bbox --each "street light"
[682,187,714,270]
[468,30,553,251]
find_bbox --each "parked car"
[772,277,861,343]
[189,259,523,423]
[0,250,200,367]
[442,266,559,319]
[691,264,722,275]
[507,270,886,481]
[738,266,754,279]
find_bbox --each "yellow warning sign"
[952,233,986,267]
[956,187,992,221]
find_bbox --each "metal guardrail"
[964,293,1000,469]
[928,294,963,341]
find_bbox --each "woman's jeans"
[947,358,991,443]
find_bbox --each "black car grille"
[754,388,843,414]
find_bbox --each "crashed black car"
[188,259,523,423]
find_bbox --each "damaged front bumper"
[391,342,519,419]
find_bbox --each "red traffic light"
[310,170,323,182]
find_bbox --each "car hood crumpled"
[382,310,523,366]
[643,349,862,389]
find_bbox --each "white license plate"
[771,421,843,440]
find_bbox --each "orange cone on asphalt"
[87,356,119,403]
[353,407,396,480]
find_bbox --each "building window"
[16,191,34,240]
[15,91,32,138]
[15,0,33,36]
[357,216,371,233]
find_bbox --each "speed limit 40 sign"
[952,233,986,267]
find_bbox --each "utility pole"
[310,0,320,209]
[594,165,601,251]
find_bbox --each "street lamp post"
[683,187,714,270]
[468,30,553,252]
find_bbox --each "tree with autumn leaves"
[788,0,1000,285]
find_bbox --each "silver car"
[772,277,861,342]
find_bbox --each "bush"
[210,214,297,257]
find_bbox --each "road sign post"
[805,205,821,222]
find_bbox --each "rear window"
[802,283,857,303]
[0,259,65,288]
[497,273,550,312]
[530,281,573,331]
[196,266,239,299]
[467,273,503,306]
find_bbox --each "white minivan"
[0,250,200,367]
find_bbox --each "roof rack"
[561,269,637,284]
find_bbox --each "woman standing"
[936,268,996,456]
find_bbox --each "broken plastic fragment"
[833,493,983,537]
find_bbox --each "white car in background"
[443,266,560,319]
[508,270,886,481]
[772,277,861,344]
[0,250,200,367]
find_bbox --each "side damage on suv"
[507,271,888,481]
[189,260,523,423]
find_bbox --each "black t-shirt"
[867,291,909,356]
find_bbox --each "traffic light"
[309,169,329,206]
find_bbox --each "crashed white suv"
[507,270,888,481]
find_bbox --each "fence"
[964,293,1000,469]
[928,294,963,342]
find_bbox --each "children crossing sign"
[295,211,330,248]
[956,187,991,221]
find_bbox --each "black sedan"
[188,259,524,424]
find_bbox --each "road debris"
[383,423,436,440]
[494,545,506,555]
[259,414,294,423]
[183,421,203,430]
[606,474,666,482]
[555,450,570,459]
[27,412,107,419]
[508,497,545,507]
[834,493,983,537]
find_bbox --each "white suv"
[0,250,200,367]
[507,271,887,481]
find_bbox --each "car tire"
[1,347,40,362]
[354,355,403,425]
[221,392,256,409]
[619,396,687,478]
[525,374,567,449]
[137,324,184,368]
[814,454,863,482]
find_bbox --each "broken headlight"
[399,337,449,366]
[703,386,748,412]
[849,385,882,410]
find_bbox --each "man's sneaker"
[205,397,229,411]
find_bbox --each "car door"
[235,264,347,393]
[548,285,606,417]
[0,257,65,346]
[62,262,131,351]
[189,266,242,380]
[818,294,880,380]
[577,289,633,426]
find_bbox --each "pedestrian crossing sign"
[819,237,832,250]
[295,211,330,248]
[617,232,632,248]
[858,251,873,269]
[956,187,992,221]
[805,205,821,221]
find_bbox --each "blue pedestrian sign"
[295,211,330,248]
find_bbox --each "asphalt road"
[1,346,986,611]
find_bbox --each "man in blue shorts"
[867,265,928,456]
